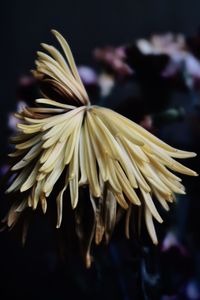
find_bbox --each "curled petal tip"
[51,29,58,35]
[72,203,78,209]
[135,201,141,206]
[191,152,197,157]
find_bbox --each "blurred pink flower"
[94,46,133,76]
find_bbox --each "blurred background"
[1,0,200,299]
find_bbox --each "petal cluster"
[5,31,197,265]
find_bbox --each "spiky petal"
[4,30,197,266]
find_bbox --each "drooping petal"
[5,30,198,256]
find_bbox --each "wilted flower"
[4,30,197,266]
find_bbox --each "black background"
[1,0,200,110]
[1,1,200,299]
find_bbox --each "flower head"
[5,30,197,267]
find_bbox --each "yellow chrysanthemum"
[5,30,197,266]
